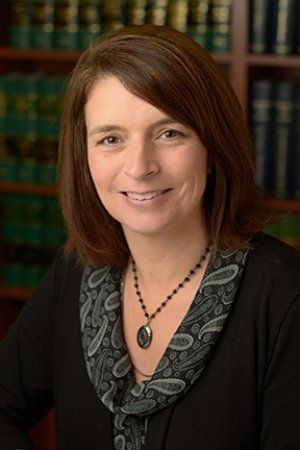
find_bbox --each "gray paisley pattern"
[79,248,248,449]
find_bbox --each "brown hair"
[58,25,276,268]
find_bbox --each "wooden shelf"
[0,285,31,302]
[273,199,300,213]
[247,53,300,68]
[0,46,231,65]
[0,46,82,62]
[0,182,57,196]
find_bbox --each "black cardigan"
[0,234,300,450]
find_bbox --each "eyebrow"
[87,118,181,138]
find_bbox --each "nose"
[123,139,160,180]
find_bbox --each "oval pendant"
[137,324,152,349]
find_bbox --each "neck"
[123,220,209,288]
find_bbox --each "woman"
[0,25,299,450]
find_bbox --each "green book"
[8,0,31,49]
[36,74,66,184]
[187,0,210,49]
[0,75,17,181]
[271,0,298,55]
[126,0,147,26]
[30,0,55,49]
[167,0,189,33]
[146,0,168,26]
[53,0,80,50]
[209,0,232,53]
[102,0,126,32]
[78,0,102,50]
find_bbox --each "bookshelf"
[0,1,299,447]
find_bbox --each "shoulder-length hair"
[58,24,275,268]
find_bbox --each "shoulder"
[239,233,300,320]
[247,233,300,281]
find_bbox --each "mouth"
[121,189,171,201]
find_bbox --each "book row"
[1,193,65,288]
[249,0,300,55]
[250,79,300,200]
[8,0,232,53]
[0,72,66,185]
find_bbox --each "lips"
[122,189,172,201]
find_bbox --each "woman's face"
[86,76,208,240]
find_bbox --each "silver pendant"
[137,324,152,349]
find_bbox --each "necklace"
[131,247,210,349]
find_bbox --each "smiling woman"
[0,25,300,450]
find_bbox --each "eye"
[161,129,183,139]
[97,135,120,146]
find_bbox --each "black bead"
[172,289,177,294]
[136,290,141,295]
[145,312,149,318]
[179,283,183,288]
[156,307,161,312]
[162,301,166,306]
[139,298,143,303]
[142,305,146,310]
[184,276,190,282]
[167,295,172,300]
[190,270,195,275]
[150,314,154,319]
[196,263,201,268]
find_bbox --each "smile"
[125,190,165,201]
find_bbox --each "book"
[187,0,210,49]
[271,81,295,198]
[146,0,168,26]
[209,0,232,53]
[271,0,298,55]
[126,0,147,26]
[167,0,189,33]
[30,0,55,49]
[53,0,80,50]
[102,0,126,32]
[0,75,18,182]
[78,0,102,50]
[250,79,274,191]
[249,0,273,53]
[8,0,31,49]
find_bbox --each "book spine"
[126,0,147,26]
[249,0,272,53]
[271,0,298,55]
[187,0,210,49]
[271,81,295,199]
[30,0,55,49]
[250,79,274,191]
[167,0,189,33]
[78,0,102,50]
[209,0,232,53]
[0,75,18,182]
[102,0,126,32]
[8,0,31,49]
[53,0,80,50]
[146,0,168,26]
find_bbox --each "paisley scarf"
[79,248,248,449]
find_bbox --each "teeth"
[127,191,163,201]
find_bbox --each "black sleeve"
[0,255,60,450]
[261,292,300,449]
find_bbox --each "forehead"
[85,76,173,127]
